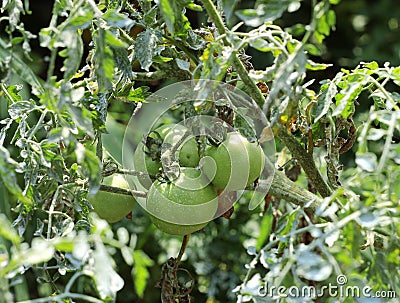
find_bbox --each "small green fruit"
[202,132,265,191]
[133,124,200,189]
[133,142,162,189]
[156,124,200,167]
[88,174,136,223]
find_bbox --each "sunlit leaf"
[134,29,164,71]
[314,72,342,123]
[236,0,301,27]
[91,242,124,300]
[306,59,332,71]
[156,0,190,36]
[355,152,378,172]
[0,146,32,205]
[59,30,83,79]
[132,250,154,298]
[296,245,332,281]
[102,10,134,28]
[333,81,364,118]
[0,214,21,244]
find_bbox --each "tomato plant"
[0,0,399,302]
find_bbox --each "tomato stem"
[99,184,147,198]
[175,234,191,268]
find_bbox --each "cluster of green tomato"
[89,124,265,236]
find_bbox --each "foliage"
[0,0,399,302]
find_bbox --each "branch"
[132,70,167,81]
[268,169,323,212]
[99,184,147,198]
[276,127,331,198]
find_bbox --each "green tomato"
[146,167,218,235]
[88,174,136,223]
[202,132,265,191]
[133,142,162,189]
[133,124,200,189]
[157,124,200,167]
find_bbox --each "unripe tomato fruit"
[133,142,162,189]
[133,124,200,189]
[202,132,264,191]
[156,124,200,167]
[146,167,218,235]
[88,174,136,223]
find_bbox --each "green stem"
[99,184,147,198]
[277,127,332,198]
[200,0,266,108]
[131,70,167,81]
[175,234,190,267]
[268,169,324,211]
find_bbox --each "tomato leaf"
[132,250,154,298]
[134,29,164,71]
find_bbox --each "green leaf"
[200,43,232,81]
[113,48,132,80]
[256,204,273,250]
[3,85,23,103]
[236,0,301,27]
[77,144,101,195]
[314,72,342,123]
[0,146,32,205]
[392,66,400,86]
[306,59,332,71]
[156,0,189,36]
[304,43,322,56]
[104,31,127,48]
[93,29,115,91]
[0,213,21,244]
[222,0,241,21]
[152,55,173,63]
[59,30,83,79]
[132,250,154,298]
[102,10,134,28]
[125,86,150,103]
[65,8,94,29]
[333,80,364,118]
[0,37,44,96]
[248,37,278,52]
[134,29,164,71]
